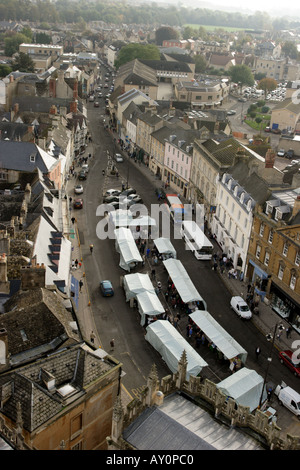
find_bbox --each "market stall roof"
[153,237,177,258]
[163,258,206,306]
[129,216,157,227]
[189,310,248,364]
[114,227,142,271]
[123,273,155,301]
[145,320,208,379]
[136,291,165,326]
[216,368,267,412]
[109,209,133,228]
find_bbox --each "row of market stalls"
[110,210,267,411]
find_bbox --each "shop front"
[270,282,300,333]
[247,259,269,301]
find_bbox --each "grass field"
[184,24,253,32]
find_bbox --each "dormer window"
[30,154,35,163]
[234,186,238,197]
[240,192,245,203]
[227,178,232,189]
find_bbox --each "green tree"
[12,53,35,73]
[155,26,178,46]
[228,64,254,92]
[4,33,31,56]
[257,78,277,98]
[281,41,298,60]
[115,43,160,69]
[0,64,12,77]
[194,55,207,73]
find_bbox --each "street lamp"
[258,322,285,408]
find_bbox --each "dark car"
[264,126,271,132]
[271,128,281,134]
[78,171,87,180]
[279,350,300,377]
[285,149,295,159]
[94,101,100,107]
[121,187,136,197]
[73,198,83,209]
[100,280,114,297]
[103,195,120,203]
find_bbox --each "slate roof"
[139,59,192,73]
[123,393,264,450]
[0,122,36,141]
[272,98,300,114]
[2,287,79,362]
[118,59,158,87]
[0,141,58,173]
[11,96,84,115]
[0,343,112,432]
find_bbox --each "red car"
[279,350,300,377]
[73,198,83,209]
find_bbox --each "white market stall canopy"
[109,209,133,228]
[189,310,248,364]
[129,216,157,227]
[123,273,155,301]
[145,320,208,379]
[114,227,142,271]
[153,237,177,259]
[136,291,165,326]
[163,258,206,307]
[216,368,267,412]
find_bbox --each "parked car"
[275,384,300,418]
[115,153,123,163]
[103,195,120,203]
[277,149,285,157]
[121,188,136,197]
[94,101,100,107]
[82,164,89,173]
[100,280,114,297]
[264,126,271,132]
[89,95,95,102]
[230,296,252,319]
[238,97,247,102]
[227,110,236,115]
[73,198,83,209]
[104,189,121,197]
[285,149,295,159]
[74,184,83,194]
[279,350,300,377]
[125,194,143,205]
[271,128,281,134]
[78,171,87,180]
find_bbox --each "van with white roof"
[275,383,300,419]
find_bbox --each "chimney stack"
[292,195,300,218]
[21,262,46,290]
[265,148,276,168]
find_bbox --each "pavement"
[61,131,300,432]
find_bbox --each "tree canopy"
[228,64,254,88]
[114,43,160,69]
[155,26,179,46]
[257,77,277,97]
[12,52,35,73]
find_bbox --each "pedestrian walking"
[90,331,95,344]
[79,279,83,292]
[277,329,283,341]
[146,248,151,258]
[75,259,79,269]
[286,327,292,338]
[255,346,261,360]
[71,217,75,224]
[189,325,193,338]
[110,339,115,349]
[247,283,251,293]
[89,244,94,253]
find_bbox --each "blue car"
[100,280,114,297]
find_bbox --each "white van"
[275,383,300,419]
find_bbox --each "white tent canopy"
[123,273,155,301]
[114,227,142,271]
[189,310,248,364]
[153,237,177,259]
[145,320,208,379]
[136,291,165,326]
[129,216,157,227]
[163,258,206,308]
[216,368,267,412]
[109,209,133,228]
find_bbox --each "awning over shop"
[189,310,248,364]
[114,227,142,271]
[216,368,267,412]
[163,258,206,307]
[136,291,165,326]
[123,273,155,301]
[145,320,208,379]
[153,237,177,259]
